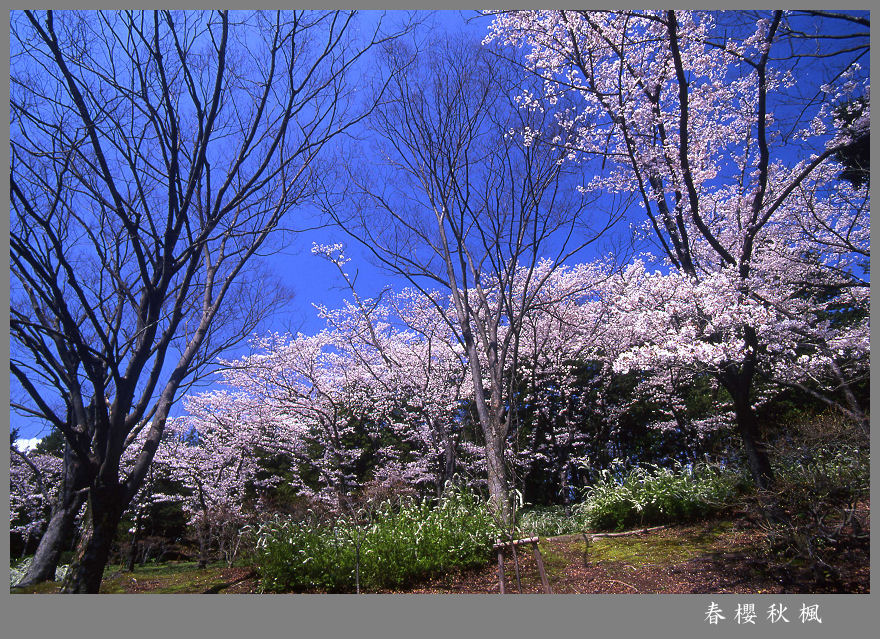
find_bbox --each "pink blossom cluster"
[9,450,63,540]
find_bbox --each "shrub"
[580,460,744,532]
[253,483,501,592]
[756,442,869,587]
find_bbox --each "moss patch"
[99,563,235,593]
[537,538,570,581]
[585,522,733,566]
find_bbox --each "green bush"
[512,461,745,538]
[580,461,744,532]
[773,443,868,492]
[254,483,501,592]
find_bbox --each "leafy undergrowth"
[516,461,745,538]
[391,508,869,594]
[254,484,500,592]
[10,507,869,594]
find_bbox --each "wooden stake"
[510,541,522,593]
[531,540,552,594]
[496,547,506,594]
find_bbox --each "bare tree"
[323,35,618,522]
[9,9,406,592]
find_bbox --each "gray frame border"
[2,2,874,638]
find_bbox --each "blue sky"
[10,9,869,443]
[10,10,492,442]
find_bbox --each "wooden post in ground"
[581,532,591,566]
[494,536,551,594]
[509,540,522,592]
[496,547,506,594]
[531,539,552,594]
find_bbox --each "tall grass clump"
[516,505,590,538]
[254,483,501,592]
[581,460,745,532]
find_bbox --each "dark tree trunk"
[721,372,775,490]
[558,461,571,515]
[15,492,86,586]
[197,518,209,570]
[16,445,89,587]
[61,485,126,593]
[552,407,572,514]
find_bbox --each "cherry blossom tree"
[506,261,609,504]
[207,326,401,511]
[486,9,869,488]
[211,291,480,508]
[153,408,277,568]
[9,447,65,561]
[598,251,868,483]
[312,244,479,495]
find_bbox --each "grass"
[10,580,62,594]
[101,562,234,593]
[10,561,245,594]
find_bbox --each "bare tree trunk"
[462,334,512,524]
[62,485,126,593]
[198,518,210,570]
[12,8,406,595]
[734,403,775,490]
[559,461,571,515]
[15,492,86,586]
[126,511,142,572]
